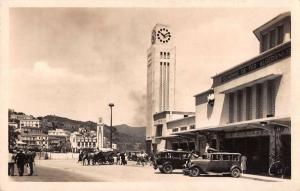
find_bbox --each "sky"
[9,7,289,126]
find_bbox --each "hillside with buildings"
[9,109,146,152]
[41,115,146,151]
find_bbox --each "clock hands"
[164,32,171,37]
[159,31,171,39]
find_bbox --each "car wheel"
[231,168,241,178]
[163,164,173,174]
[190,167,200,177]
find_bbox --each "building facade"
[70,132,97,152]
[48,129,71,137]
[19,127,49,150]
[150,12,291,175]
[19,119,41,128]
[146,24,176,153]
[153,111,195,151]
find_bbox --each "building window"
[277,25,284,44]
[180,127,187,131]
[172,128,178,132]
[262,33,268,52]
[190,125,195,129]
[261,24,286,52]
[228,93,235,123]
[156,125,163,137]
[269,29,276,49]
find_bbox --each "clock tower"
[146,24,176,152]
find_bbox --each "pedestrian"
[122,153,127,165]
[140,151,146,166]
[136,152,141,165]
[191,150,199,159]
[8,150,16,176]
[241,155,247,174]
[15,149,26,176]
[205,143,217,153]
[117,152,121,165]
[78,151,83,163]
[26,151,35,176]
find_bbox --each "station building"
[151,12,291,175]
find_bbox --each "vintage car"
[183,152,242,178]
[153,150,190,174]
[127,151,140,161]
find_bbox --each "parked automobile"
[127,151,140,161]
[153,150,190,174]
[183,152,242,178]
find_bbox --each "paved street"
[9,159,290,183]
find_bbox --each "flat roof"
[194,89,213,98]
[253,12,290,40]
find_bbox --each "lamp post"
[108,103,114,149]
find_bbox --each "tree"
[8,126,20,150]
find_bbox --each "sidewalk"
[241,173,291,182]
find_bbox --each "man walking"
[15,150,26,176]
[26,151,35,176]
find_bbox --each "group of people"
[135,151,148,166]
[114,152,127,165]
[77,150,152,166]
[8,149,36,176]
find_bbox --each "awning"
[220,74,282,94]
[171,116,290,136]
[156,135,180,140]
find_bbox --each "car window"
[232,155,240,161]
[172,152,181,159]
[166,152,172,158]
[182,153,189,159]
[211,154,218,160]
[223,155,231,161]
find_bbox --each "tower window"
[167,52,170,59]
[160,52,163,59]
[262,34,268,52]
[269,29,276,49]
[163,52,166,59]
[277,25,284,44]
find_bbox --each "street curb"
[241,174,291,182]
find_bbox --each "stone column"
[195,134,200,152]
[242,88,247,121]
[251,85,257,119]
[233,92,238,122]
[262,81,269,118]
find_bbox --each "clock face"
[157,28,171,43]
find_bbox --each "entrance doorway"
[224,136,270,174]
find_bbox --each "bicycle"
[268,154,290,178]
